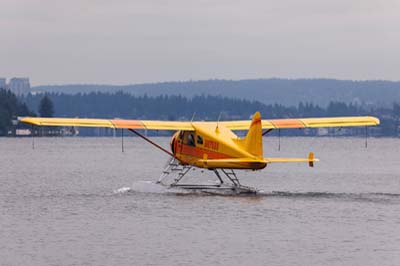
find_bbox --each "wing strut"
[262,129,273,136]
[128,129,175,158]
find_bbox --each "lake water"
[1,137,399,266]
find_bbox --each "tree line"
[0,89,398,136]
[0,89,33,135]
[19,91,399,137]
[0,89,54,136]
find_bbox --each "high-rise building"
[0,78,6,89]
[8,77,30,95]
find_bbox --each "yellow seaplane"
[19,112,379,194]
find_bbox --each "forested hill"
[33,79,400,107]
[23,92,369,120]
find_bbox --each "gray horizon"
[1,0,399,86]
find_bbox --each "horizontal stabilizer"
[265,152,319,167]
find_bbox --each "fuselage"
[169,123,267,170]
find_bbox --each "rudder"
[240,111,263,158]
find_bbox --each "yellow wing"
[19,115,379,131]
[18,117,194,130]
[220,116,380,130]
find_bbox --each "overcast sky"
[1,0,399,85]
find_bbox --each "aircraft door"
[182,131,196,147]
[177,131,184,154]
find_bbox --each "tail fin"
[239,111,263,158]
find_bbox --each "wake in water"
[114,181,400,203]
[114,181,191,195]
[262,191,400,203]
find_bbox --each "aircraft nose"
[170,131,179,154]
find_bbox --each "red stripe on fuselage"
[176,143,230,159]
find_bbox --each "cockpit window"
[179,131,184,140]
[182,131,196,147]
[197,135,203,145]
[188,133,195,146]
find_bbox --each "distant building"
[16,129,31,136]
[8,77,30,95]
[317,128,329,136]
[0,78,6,89]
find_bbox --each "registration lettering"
[204,140,219,151]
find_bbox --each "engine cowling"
[170,131,180,155]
